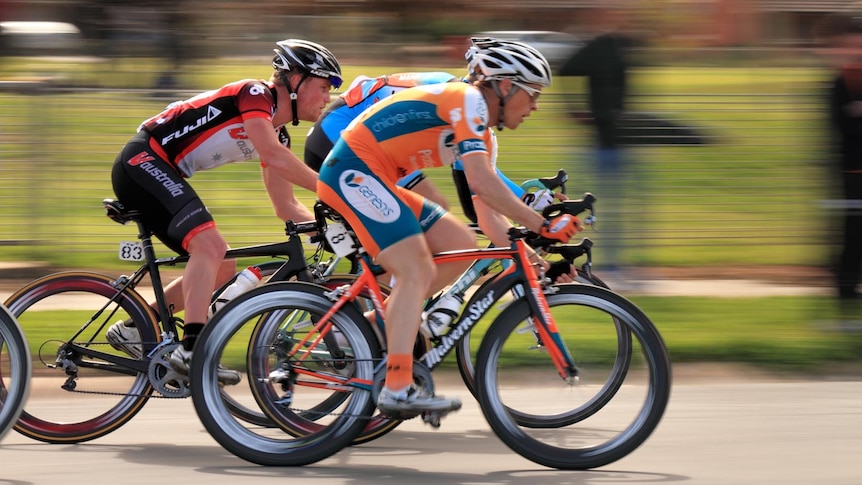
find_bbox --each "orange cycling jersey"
[338,82,496,182]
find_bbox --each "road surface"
[1,369,859,485]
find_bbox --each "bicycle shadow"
[71,428,685,484]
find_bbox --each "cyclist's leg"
[422,213,476,294]
[319,157,461,417]
[160,258,237,315]
[181,226,228,325]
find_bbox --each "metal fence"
[0,61,836,271]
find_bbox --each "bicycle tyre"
[3,272,160,443]
[454,265,628,409]
[190,281,380,466]
[0,304,31,441]
[220,264,405,445]
[475,284,671,469]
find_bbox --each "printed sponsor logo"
[161,105,222,145]
[127,151,154,166]
[370,109,433,133]
[423,290,495,366]
[127,152,185,197]
[460,139,485,152]
[339,170,400,223]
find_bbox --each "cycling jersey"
[139,79,288,177]
[318,82,494,256]
[114,78,290,253]
[305,72,458,172]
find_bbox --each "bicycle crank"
[147,342,191,398]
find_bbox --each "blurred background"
[0,0,853,279]
[2,1,861,369]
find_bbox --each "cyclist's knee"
[186,228,228,262]
[428,216,475,251]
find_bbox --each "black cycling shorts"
[111,131,214,255]
[304,123,334,172]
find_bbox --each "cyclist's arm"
[398,170,449,210]
[261,166,314,222]
[460,152,545,233]
[245,117,318,192]
[474,197,542,261]
[496,168,526,199]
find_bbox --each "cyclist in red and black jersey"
[109,39,342,383]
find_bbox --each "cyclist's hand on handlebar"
[546,260,576,283]
[539,214,581,243]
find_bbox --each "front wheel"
[475,284,671,469]
[0,304,31,441]
[191,282,380,466]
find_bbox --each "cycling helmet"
[273,39,343,87]
[467,37,551,130]
[468,37,552,87]
[272,39,343,125]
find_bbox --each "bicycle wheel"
[475,284,671,469]
[190,281,380,466]
[0,304,30,441]
[241,274,407,446]
[3,272,161,443]
[219,266,404,445]
[455,265,626,407]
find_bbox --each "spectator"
[821,15,862,299]
[558,7,639,273]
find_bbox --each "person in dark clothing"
[558,9,638,271]
[826,17,862,299]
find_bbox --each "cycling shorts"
[317,149,445,257]
[111,131,215,254]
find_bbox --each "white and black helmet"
[467,37,552,88]
[272,39,343,89]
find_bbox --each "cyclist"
[317,39,581,418]
[305,49,567,219]
[108,39,343,384]
[305,47,573,275]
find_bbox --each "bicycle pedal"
[421,407,458,428]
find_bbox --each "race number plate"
[324,222,357,257]
[118,241,144,261]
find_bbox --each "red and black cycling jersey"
[138,79,288,177]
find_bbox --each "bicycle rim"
[0,304,31,441]
[476,284,671,469]
[191,282,379,466]
[455,266,614,403]
[220,269,403,445]
[3,272,159,443]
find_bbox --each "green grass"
[12,295,862,372]
[0,60,835,269]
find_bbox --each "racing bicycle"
[188,202,671,469]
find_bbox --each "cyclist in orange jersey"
[317,38,581,418]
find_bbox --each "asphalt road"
[1,370,860,485]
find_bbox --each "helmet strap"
[281,71,309,126]
[491,80,517,131]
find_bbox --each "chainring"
[147,342,191,398]
[371,360,435,404]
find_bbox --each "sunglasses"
[511,81,542,102]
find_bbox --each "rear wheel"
[191,282,380,466]
[3,272,160,443]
